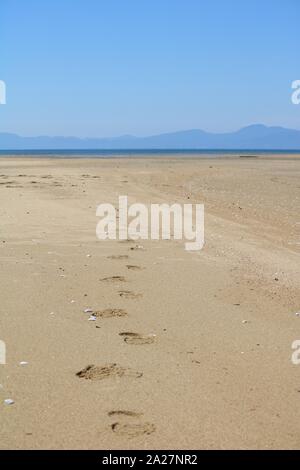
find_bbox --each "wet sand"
[0,155,299,449]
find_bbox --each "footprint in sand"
[108,411,156,438]
[107,255,129,260]
[111,422,156,438]
[108,410,142,418]
[119,332,155,345]
[100,276,126,283]
[126,265,144,271]
[76,363,143,381]
[0,181,16,185]
[118,290,142,300]
[94,308,128,319]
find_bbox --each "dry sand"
[0,155,299,449]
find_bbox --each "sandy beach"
[0,155,299,449]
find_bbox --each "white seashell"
[4,399,14,405]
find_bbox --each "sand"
[0,155,299,449]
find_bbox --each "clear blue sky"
[1,0,299,137]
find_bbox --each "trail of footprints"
[3,177,156,438]
[76,248,156,438]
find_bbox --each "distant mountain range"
[1,124,300,150]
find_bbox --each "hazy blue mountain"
[1,124,300,150]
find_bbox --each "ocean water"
[0,149,299,158]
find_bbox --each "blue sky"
[0,0,299,137]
